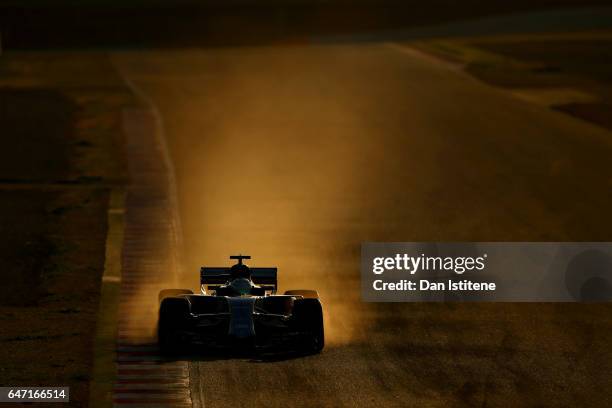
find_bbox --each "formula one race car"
[157,255,324,355]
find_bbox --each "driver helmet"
[230,263,251,280]
[229,278,252,296]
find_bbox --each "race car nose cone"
[228,298,256,339]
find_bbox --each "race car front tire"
[292,298,324,353]
[158,297,191,354]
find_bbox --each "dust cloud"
[166,96,379,346]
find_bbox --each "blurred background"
[1,0,612,48]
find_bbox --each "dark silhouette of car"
[157,255,324,355]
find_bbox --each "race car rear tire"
[293,298,324,353]
[158,288,193,303]
[158,297,191,354]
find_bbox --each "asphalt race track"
[113,43,612,407]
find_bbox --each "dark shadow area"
[556,102,612,131]
[0,199,56,306]
[1,1,610,49]
[0,88,76,306]
[475,38,612,83]
[160,345,319,363]
[0,89,75,181]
